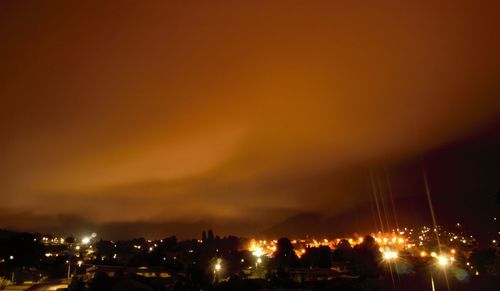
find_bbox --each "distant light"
[420,251,427,257]
[9,256,14,260]
[77,260,83,267]
[81,237,90,244]
[430,252,437,257]
[257,258,262,264]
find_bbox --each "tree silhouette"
[65,235,76,244]
[351,235,381,278]
[301,246,332,268]
[273,237,299,269]
[332,239,353,268]
[95,239,114,259]
[207,230,214,242]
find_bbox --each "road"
[4,279,68,291]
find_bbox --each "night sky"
[1,1,499,239]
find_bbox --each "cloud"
[0,0,499,235]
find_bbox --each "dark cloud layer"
[0,1,499,239]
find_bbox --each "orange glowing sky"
[1,1,499,238]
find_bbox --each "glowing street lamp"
[213,258,222,283]
[382,250,398,261]
[214,258,222,273]
[252,246,264,269]
[437,256,450,267]
[256,257,262,269]
[252,246,263,258]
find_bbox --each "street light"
[213,258,222,283]
[382,250,398,261]
[437,256,449,267]
[252,246,264,258]
[253,246,264,269]
[256,257,262,269]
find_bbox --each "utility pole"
[67,261,71,281]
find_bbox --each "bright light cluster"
[248,240,276,257]
[382,249,398,261]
